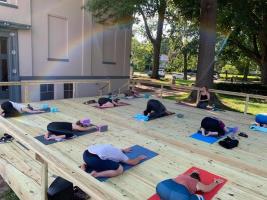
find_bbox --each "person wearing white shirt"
[1,101,45,117]
[81,144,147,178]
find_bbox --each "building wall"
[0,0,31,25]
[0,0,131,102]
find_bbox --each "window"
[103,27,116,64]
[64,83,73,99]
[40,84,54,101]
[0,0,18,9]
[48,15,68,61]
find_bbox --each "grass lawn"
[218,94,267,115]
[164,92,266,115]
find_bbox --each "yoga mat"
[148,167,227,200]
[250,124,267,133]
[93,102,130,109]
[134,113,175,122]
[176,102,225,112]
[190,127,236,144]
[97,145,158,182]
[35,126,98,145]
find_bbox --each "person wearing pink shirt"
[156,172,224,200]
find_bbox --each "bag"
[219,137,239,149]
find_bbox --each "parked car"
[148,69,165,78]
[172,72,191,80]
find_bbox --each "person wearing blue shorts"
[81,144,147,178]
[156,171,224,200]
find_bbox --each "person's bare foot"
[90,171,98,177]
[80,163,87,171]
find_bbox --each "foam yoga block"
[255,113,267,124]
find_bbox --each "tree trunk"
[151,0,167,79]
[195,0,217,89]
[189,0,217,102]
[151,42,161,79]
[261,47,267,85]
[242,64,249,82]
[260,14,267,85]
[183,52,188,80]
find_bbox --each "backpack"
[219,137,239,149]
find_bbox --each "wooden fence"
[130,79,267,115]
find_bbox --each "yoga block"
[98,125,108,132]
[42,104,49,109]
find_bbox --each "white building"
[0,0,131,102]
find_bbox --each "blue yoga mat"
[134,113,175,122]
[190,127,236,144]
[97,145,158,182]
[250,125,267,133]
[35,126,98,145]
[134,114,149,122]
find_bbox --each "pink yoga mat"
[148,167,227,200]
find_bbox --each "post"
[196,88,200,104]
[24,85,28,103]
[72,82,76,99]
[127,79,130,90]
[244,94,250,115]
[160,84,163,98]
[108,80,111,93]
[36,154,48,200]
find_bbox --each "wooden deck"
[0,96,266,200]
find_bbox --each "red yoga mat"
[148,167,227,200]
[93,102,130,109]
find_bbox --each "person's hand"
[214,178,224,185]
[138,155,147,160]
[122,147,132,153]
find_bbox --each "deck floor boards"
[0,96,266,200]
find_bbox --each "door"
[0,36,9,99]
[0,30,20,102]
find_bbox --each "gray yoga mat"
[35,126,98,145]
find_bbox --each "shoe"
[238,132,248,138]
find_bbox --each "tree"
[84,0,168,79]
[131,38,153,72]
[174,0,217,88]
[218,0,267,85]
[168,18,198,80]
[196,0,217,89]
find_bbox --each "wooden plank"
[0,97,267,200]
[0,118,128,200]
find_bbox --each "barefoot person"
[124,87,141,98]
[1,101,45,117]
[97,97,123,108]
[44,118,93,140]
[196,86,210,109]
[200,117,238,137]
[81,144,147,178]
[156,171,224,200]
[144,99,173,120]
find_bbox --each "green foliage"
[222,64,239,75]
[3,189,19,200]
[131,38,153,72]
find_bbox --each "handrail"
[131,79,267,114]
[0,117,126,200]
[0,79,111,102]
